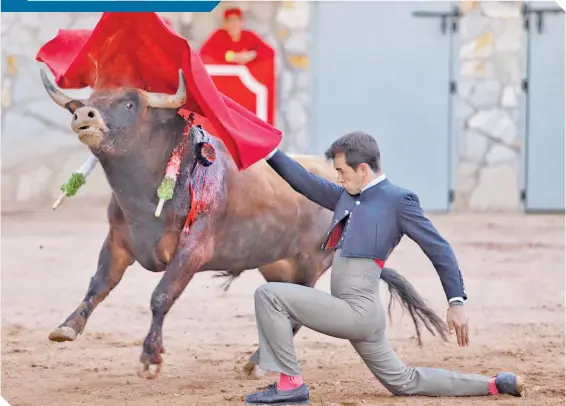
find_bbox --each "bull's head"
[40,69,187,153]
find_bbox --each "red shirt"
[199,29,274,65]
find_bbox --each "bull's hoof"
[137,362,162,380]
[48,326,78,342]
[138,350,163,380]
[241,361,265,380]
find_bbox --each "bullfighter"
[245,131,525,405]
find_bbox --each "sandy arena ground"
[1,207,564,406]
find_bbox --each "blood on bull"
[40,68,450,380]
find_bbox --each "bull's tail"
[213,271,241,292]
[380,267,449,346]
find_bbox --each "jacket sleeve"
[397,192,467,302]
[266,149,343,211]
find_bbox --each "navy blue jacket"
[267,150,467,302]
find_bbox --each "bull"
[40,68,448,380]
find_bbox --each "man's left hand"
[446,304,469,347]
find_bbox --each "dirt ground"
[1,207,564,406]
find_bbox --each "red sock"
[488,377,499,395]
[277,374,304,391]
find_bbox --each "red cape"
[35,12,282,171]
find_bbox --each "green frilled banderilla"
[52,154,99,210]
[60,172,87,197]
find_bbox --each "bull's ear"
[40,69,83,113]
[66,100,85,113]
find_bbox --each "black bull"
[40,69,448,380]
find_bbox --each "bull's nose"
[72,106,99,122]
[71,106,106,134]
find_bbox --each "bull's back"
[284,154,338,238]
[208,153,336,269]
[225,153,338,213]
[288,154,339,184]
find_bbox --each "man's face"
[333,152,368,195]
[224,16,243,37]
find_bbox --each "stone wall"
[453,1,524,211]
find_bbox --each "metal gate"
[309,1,458,212]
[522,2,565,212]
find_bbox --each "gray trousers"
[250,250,490,396]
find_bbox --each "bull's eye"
[125,102,134,110]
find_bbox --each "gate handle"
[412,7,461,34]
[522,4,564,33]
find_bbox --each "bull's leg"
[138,220,213,380]
[49,232,134,342]
[241,252,333,379]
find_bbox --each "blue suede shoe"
[495,372,525,397]
[245,383,309,405]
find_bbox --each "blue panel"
[524,3,565,212]
[309,1,455,212]
[2,1,220,12]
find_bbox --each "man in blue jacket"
[245,132,524,405]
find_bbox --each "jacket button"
[344,210,349,214]
[355,201,360,205]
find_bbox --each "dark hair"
[324,131,381,172]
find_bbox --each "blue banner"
[1,0,220,12]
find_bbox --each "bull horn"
[141,69,187,109]
[40,69,75,110]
